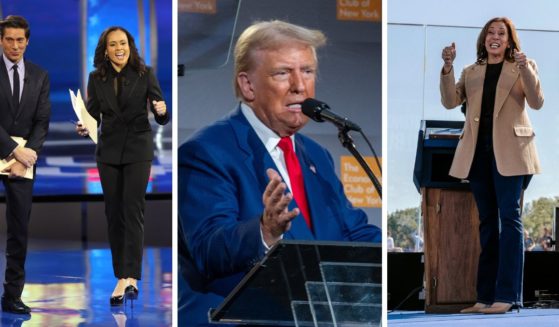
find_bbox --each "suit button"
[474,117,479,122]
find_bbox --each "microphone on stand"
[301,97,382,198]
[301,98,361,132]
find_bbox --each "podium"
[413,120,480,313]
[413,120,467,192]
[209,240,381,326]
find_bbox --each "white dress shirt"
[240,102,295,190]
[2,54,25,102]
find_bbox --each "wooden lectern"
[414,120,480,313]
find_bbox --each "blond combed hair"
[233,20,327,99]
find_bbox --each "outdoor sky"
[388,0,559,213]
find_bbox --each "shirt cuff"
[5,144,20,160]
[260,226,283,253]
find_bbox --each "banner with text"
[336,0,381,22]
[341,156,382,208]
[179,0,217,14]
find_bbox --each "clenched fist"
[442,42,456,74]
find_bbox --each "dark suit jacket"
[0,56,50,159]
[178,107,381,326]
[86,66,169,164]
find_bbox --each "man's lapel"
[230,107,274,195]
[16,61,32,120]
[0,55,16,115]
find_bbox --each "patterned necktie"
[277,136,312,231]
[12,64,20,107]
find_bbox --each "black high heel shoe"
[110,294,125,306]
[124,285,139,301]
[124,285,139,308]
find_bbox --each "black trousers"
[97,161,151,280]
[1,176,34,299]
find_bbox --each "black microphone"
[301,98,361,132]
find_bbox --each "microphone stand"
[338,126,382,199]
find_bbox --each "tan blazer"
[440,59,544,179]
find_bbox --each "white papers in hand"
[69,89,98,144]
[0,137,34,179]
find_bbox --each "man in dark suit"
[178,20,381,326]
[0,15,50,314]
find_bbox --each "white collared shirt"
[240,102,294,191]
[2,54,25,102]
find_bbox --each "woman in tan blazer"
[440,17,543,314]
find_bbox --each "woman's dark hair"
[476,17,520,64]
[92,26,146,80]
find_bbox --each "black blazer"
[0,56,50,159]
[86,66,169,164]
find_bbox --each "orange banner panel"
[336,0,381,22]
[178,0,217,14]
[340,156,382,208]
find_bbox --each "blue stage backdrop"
[0,0,172,197]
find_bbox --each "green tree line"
[388,196,559,251]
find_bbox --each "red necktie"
[278,137,312,230]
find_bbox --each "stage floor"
[388,309,559,326]
[0,238,171,326]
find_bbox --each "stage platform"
[0,238,171,326]
[388,309,559,326]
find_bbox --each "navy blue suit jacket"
[178,106,381,326]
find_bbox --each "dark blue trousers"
[468,138,525,305]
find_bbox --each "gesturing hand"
[152,100,167,116]
[260,168,299,247]
[442,42,456,74]
[75,121,89,137]
[513,49,527,70]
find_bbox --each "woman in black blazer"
[77,26,169,306]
